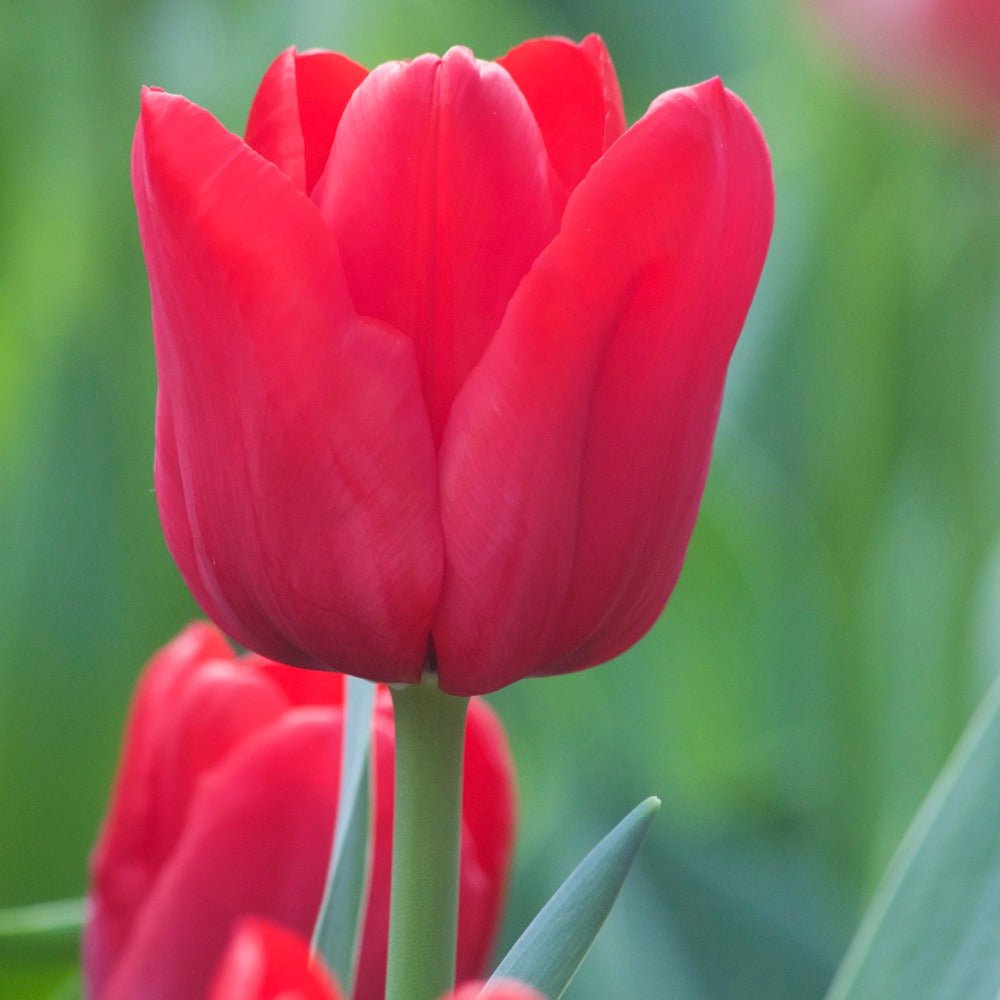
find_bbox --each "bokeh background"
[1,0,998,997]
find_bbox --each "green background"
[1,0,998,996]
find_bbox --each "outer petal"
[243,652,345,709]
[134,88,441,683]
[244,47,368,193]
[313,47,560,445]
[207,919,343,1000]
[435,79,774,695]
[84,625,289,996]
[100,709,346,1000]
[455,699,517,975]
[498,34,625,192]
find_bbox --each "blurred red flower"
[812,0,1000,134]
[84,623,515,1000]
[206,918,546,1000]
[133,36,773,695]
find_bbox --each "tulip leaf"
[311,676,376,994]
[0,898,84,956]
[825,670,1000,1000]
[486,796,661,999]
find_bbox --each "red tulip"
[206,918,546,1000]
[207,919,342,1000]
[84,623,516,1000]
[133,36,773,696]
[811,0,1000,134]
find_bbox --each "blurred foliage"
[827,671,1000,1000]
[1,0,998,997]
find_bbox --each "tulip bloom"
[207,918,545,1000]
[84,624,515,1000]
[133,36,773,695]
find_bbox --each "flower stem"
[385,679,469,1000]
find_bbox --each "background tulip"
[207,918,343,1000]
[809,0,1000,136]
[132,36,773,696]
[206,918,546,1000]
[83,623,516,1000]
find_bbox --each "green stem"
[386,678,469,1000]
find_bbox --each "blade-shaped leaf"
[311,676,376,993]
[0,898,84,956]
[825,670,1000,1000]
[486,796,661,999]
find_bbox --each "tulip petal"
[498,34,625,191]
[458,699,518,974]
[579,34,628,148]
[97,693,508,1000]
[134,89,441,683]
[244,47,368,193]
[85,625,289,997]
[243,653,346,709]
[99,709,345,1000]
[435,79,774,695]
[313,47,560,444]
[208,918,344,1000]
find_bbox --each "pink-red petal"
[456,699,517,973]
[498,35,625,192]
[134,88,441,683]
[94,678,512,1000]
[434,79,774,695]
[579,34,627,148]
[99,709,346,1000]
[312,47,561,445]
[244,47,368,193]
[85,626,289,996]
[207,918,344,1000]
[243,652,346,709]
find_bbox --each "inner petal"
[313,47,561,445]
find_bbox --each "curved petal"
[207,919,343,1000]
[579,34,627,148]
[244,47,368,193]
[244,653,346,709]
[457,699,517,974]
[498,34,625,192]
[434,79,774,695]
[134,88,441,683]
[84,626,288,997]
[313,47,561,445]
[100,709,344,1000]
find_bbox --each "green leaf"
[486,796,661,999]
[0,898,84,956]
[311,676,376,994]
[825,670,1000,1000]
